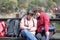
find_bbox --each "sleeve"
[20,18,28,29]
[44,15,50,32]
[37,15,43,27]
[37,16,41,27]
[37,21,40,27]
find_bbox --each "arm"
[44,15,50,32]
[38,15,43,27]
[37,21,40,27]
[44,14,50,40]
[20,18,28,30]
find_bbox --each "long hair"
[33,7,43,13]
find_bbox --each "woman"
[33,7,53,40]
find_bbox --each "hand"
[27,27,31,30]
[24,24,28,27]
[46,31,49,36]
[29,30,35,32]
[46,31,49,40]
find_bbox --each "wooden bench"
[0,37,59,40]
[0,18,60,40]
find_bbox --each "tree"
[0,0,18,13]
[53,0,60,6]
[47,0,57,8]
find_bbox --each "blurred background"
[0,0,60,18]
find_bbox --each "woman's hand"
[29,27,36,32]
[46,31,50,40]
[24,24,28,27]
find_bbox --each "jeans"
[21,30,37,40]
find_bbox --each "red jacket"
[37,12,50,33]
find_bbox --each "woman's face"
[35,12,40,17]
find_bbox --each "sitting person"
[20,10,37,40]
[33,7,55,40]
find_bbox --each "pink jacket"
[37,12,50,33]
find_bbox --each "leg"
[41,31,46,40]
[36,33,41,40]
[49,33,53,39]
[41,33,53,40]
[21,30,37,40]
[41,35,46,40]
[26,36,30,40]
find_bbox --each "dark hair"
[33,7,43,13]
[27,9,34,16]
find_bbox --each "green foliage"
[18,0,41,9]
[53,0,60,6]
[18,0,28,8]
[0,0,18,13]
[0,0,58,13]
[47,0,57,8]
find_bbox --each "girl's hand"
[46,31,50,40]
[24,24,28,27]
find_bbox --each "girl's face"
[35,12,40,17]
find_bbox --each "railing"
[0,18,60,33]
[0,18,60,21]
